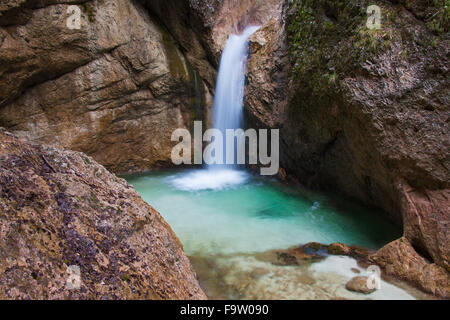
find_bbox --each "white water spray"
[211,25,260,167]
[171,26,259,190]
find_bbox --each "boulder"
[371,237,450,298]
[345,276,377,294]
[328,243,352,256]
[0,130,206,299]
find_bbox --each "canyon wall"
[0,0,213,174]
[244,0,449,297]
[0,129,206,299]
[0,0,448,298]
[0,0,282,173]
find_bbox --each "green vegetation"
[159,27,188,80]
[286,0,411,91]
[121,273,131,282]
[286,0,318,77]
[186,67,206,126]
[80,3,96,23]
[425,0,449,33]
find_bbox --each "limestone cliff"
[0,0,448,299]
[0,129,206,299]
[0,0,212,174]
[244,0,449,297]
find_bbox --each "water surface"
[126,168,399,256]
[123,168,428,300]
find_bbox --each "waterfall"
[171,26,259,190]
[210,25,260,167]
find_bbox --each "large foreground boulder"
[0,129,206,299]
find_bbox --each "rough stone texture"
[270,242,373,267]
[206,0,283,59]
[0,0,448,299]
[145,0,283,65]
[0,129,206,299]
[371,238,449,298]
[142,0,283,127]
[327,243,353,256]
[141,0,219,89]
[244,0,449,297]
[345,276,377,294]
[246,12,290,130]
[0,0,210,174]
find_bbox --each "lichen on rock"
[0,129,206,299]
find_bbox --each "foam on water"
[124,169,428,300]
[169,169,249,191]
[126,169,400,256]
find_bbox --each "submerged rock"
[345,276,377,294]
[270,242,372,267]
[192,253,419,300]
[0,130,206,299]
[269,243,328,266]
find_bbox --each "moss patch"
[286,0,424,101]
[159,27,188,80]
[425,0,449,33]
[80,2,96,23]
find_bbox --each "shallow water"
[125,168,428,300]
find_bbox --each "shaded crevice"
[411,238,434,264]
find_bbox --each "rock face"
[0,0,211,174]
[0,0,448,299]
[0,129,206,299]
[145,0,283,65]
[371,237,449,298]
[244,0,449,297]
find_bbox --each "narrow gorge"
[0,0,448,300]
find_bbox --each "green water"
[124,168,430,300]
[125,168,400,256]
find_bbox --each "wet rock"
[351,268,361,274]
[328,243,352,256]
[0,130,206,299]
[270,243,332,266]
[345,276,376,294]
[302,242,329,255]
[272,242,373,267]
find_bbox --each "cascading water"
[171,26,259,191]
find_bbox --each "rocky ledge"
[0,129,206,299]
